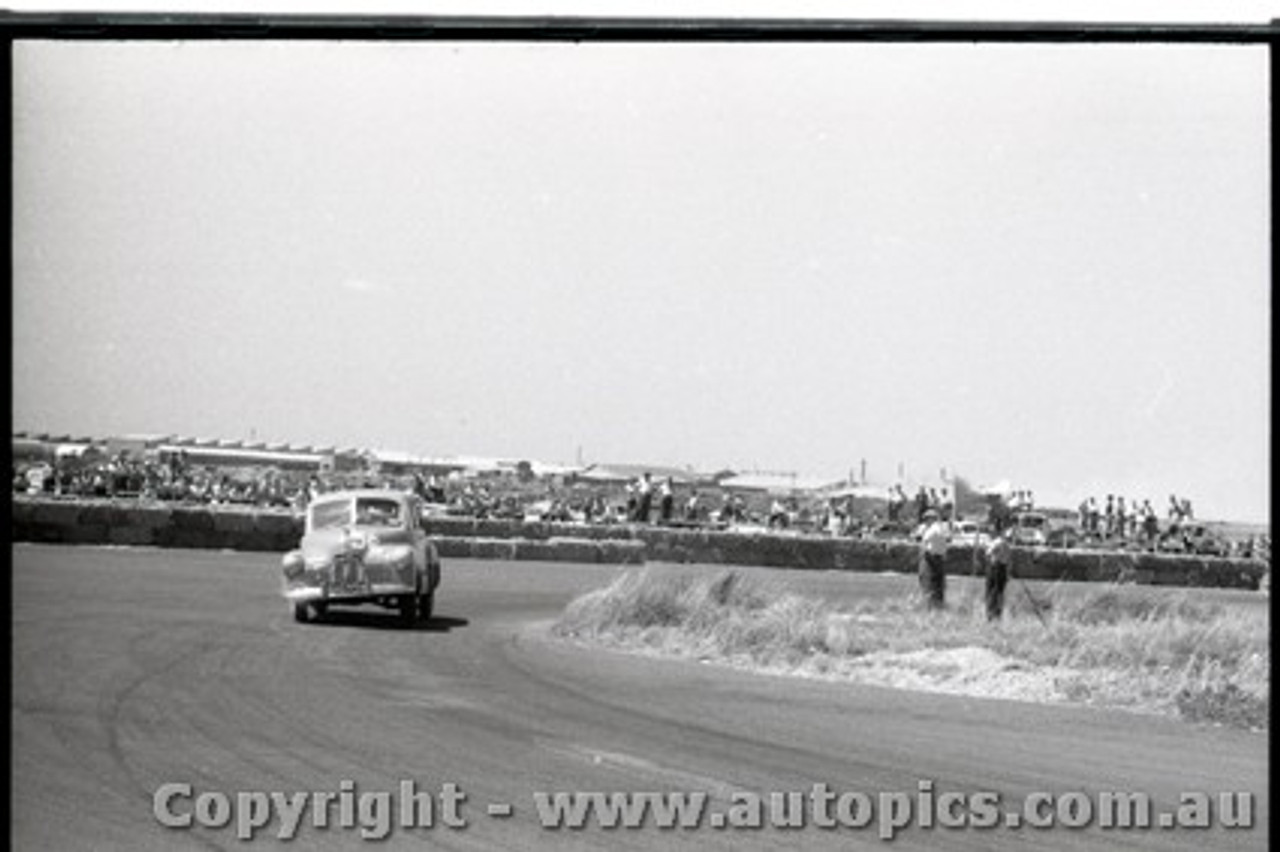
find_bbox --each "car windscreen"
[310,498,353,530]
[355,497,403,527]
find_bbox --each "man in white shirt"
[684,490,700,522]
[634,473,654,524]
[983,528,1012,620]
[918,509,951,610]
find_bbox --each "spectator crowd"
[11,455,1268,562]
[14,453,314,509]
[1076,493,1198,548]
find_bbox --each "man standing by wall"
[659,477,675,524]
[983,528,1012,621]
[634,473,654,524]
[915,486,930,523]
[1142,499,1159,548]
[918,509,951,611]
[1086,496,1100,538]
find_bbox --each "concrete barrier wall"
[10,498,1269,589]
[9,499,647,566]
[13,498,305,552]
[422,516,641,542]
[431,536,646,565]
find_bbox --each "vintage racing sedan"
[281,489,441,625]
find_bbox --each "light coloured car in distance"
[950,519,990,548]
[281,489,441,625]
[1009,511,1049,547]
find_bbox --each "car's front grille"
[330,554,367,593]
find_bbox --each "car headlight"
[282,552,305,580]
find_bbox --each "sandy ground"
[579,633,1083,707]
[565,626,1271,727]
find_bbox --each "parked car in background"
[862,520,912,541]
[281,489,441,625]
[1159,524,1232,558]
[1009,512,1049,547]
[1045,524,1083,550]
[950,519,990,548]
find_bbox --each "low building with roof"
[720,471,846,495]
[368,449,468,478]
[154,441,325,472]
[572,463,707,487]
[12,436,54,463]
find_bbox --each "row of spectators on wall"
[419,472,821,531]
[12,450,954,537]
[11,455,427,509]
[13,458,1266,559]
[886,485,962,525]
[13,457,312,508]
[11,457,942,537]
[1076,494,1194,543]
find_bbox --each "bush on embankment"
[10,497,1270,587]
[553,568,1270,729]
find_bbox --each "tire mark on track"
[494,625,917,789]
[96,625,230,851]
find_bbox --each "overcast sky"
[11,34,1270,522]
[5,1,1278,20]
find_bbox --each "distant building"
[12,437,54,463]
[720,471,845,495]
[107,434,170,461]
[369,450,468,478]
[571,463,704,487]
[156,440,325,472]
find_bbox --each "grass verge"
[552,568,1269,730]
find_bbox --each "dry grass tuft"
[553,568,1269,730]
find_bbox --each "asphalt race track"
[11,544,1268,850]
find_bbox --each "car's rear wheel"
[293,601,316,623]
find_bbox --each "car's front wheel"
[293,601,325,623]
[417,590,435,622]
[397,594,417,627]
